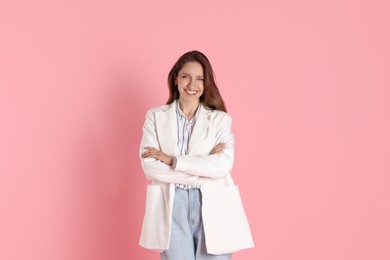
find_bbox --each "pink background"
[1,0,389,259]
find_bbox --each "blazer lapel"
[155,101,178,156]
[188,104,212,154]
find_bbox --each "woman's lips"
[185,89,198,95]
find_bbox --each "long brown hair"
[167,50,227,112]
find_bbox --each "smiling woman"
[175,61,205,114]
[167,50,227,113]
[139,50,254,260]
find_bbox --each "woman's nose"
[188,79,196,88]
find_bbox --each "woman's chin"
[180,95,200,102]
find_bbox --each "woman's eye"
[198,78,204,81]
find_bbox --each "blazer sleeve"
[139,109,199,185]
[174,112,234,178]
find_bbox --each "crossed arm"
[139,110,234,184]
[141,143,225,166]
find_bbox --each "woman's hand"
[142,142,224,165]
[209,143,225,155]
[142,147,173,166]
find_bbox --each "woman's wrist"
[162,154,174,166]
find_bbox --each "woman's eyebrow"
[180,72,204,77]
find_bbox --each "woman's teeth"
[185,90,198,95]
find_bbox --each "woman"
[139,50,254,260]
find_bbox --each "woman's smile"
[184,89,199,96]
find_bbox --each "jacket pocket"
[201,185,255,255]
[139,184,171,252]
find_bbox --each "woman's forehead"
[179,62,203,75]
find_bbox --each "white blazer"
[139,100,254,255]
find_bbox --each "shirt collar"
[175,100,201,122]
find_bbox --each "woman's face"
[175,61,204,103]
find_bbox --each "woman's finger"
[142,151,151,157]
[142,147,158,156]
[213,143,225,152]
[210,144,225,154]
[215,143,225,149]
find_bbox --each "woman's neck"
[178,99,200,119]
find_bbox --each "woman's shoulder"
[145,103,172,114]
[204,107,232,124]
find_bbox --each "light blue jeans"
[161,187,232,260]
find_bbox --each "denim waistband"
[175,183,201,190]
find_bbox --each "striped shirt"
[174,101,201,189]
